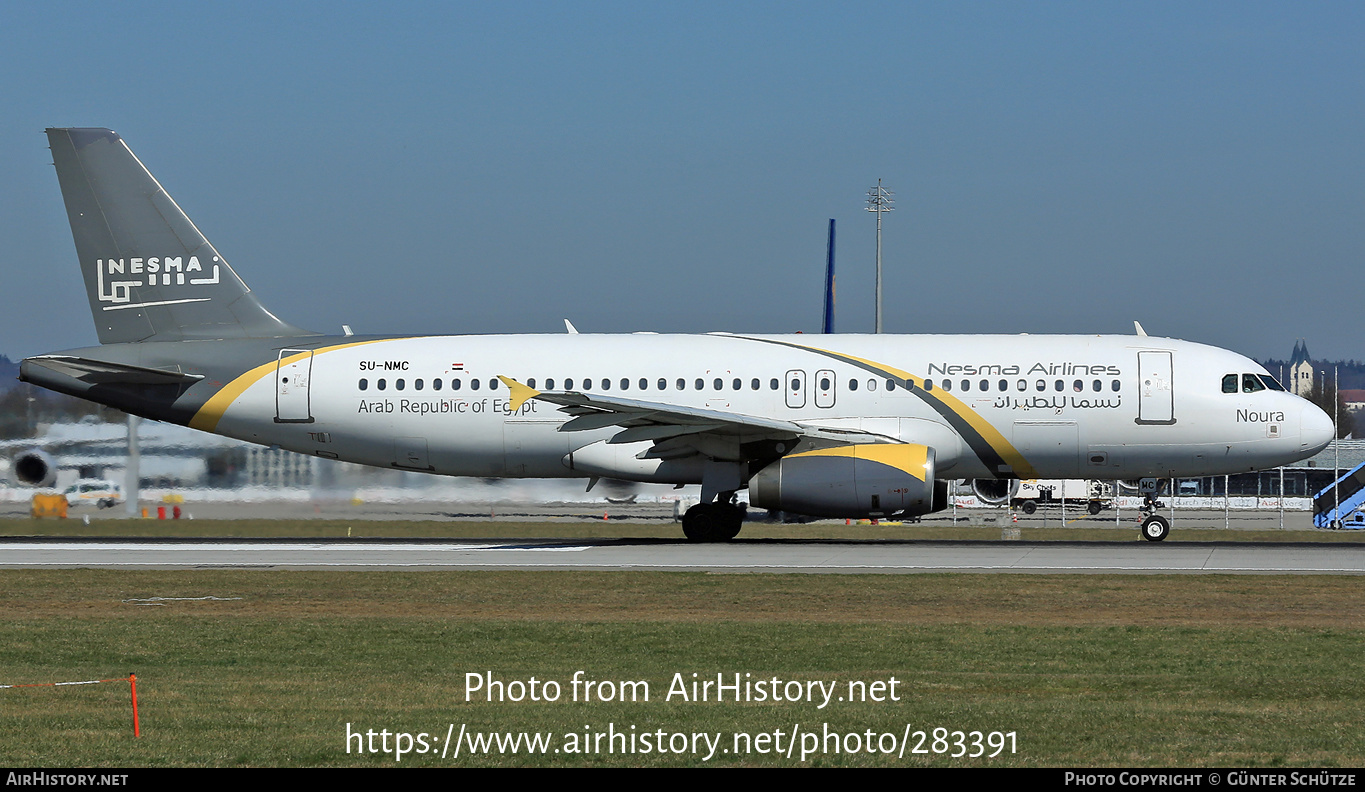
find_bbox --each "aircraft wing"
[498,376,897,459]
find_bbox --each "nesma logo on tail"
[96,256,221,308]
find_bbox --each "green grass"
[3,516,1363,543]
[1,570,1362,766]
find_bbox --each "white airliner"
[17,128,1335,541]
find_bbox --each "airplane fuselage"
[31,331,1328,486]
[21,127,1337,539]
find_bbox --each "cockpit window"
[1242,373,1266,393]
[1258,374,1285,392]
[1222,374,1238,394]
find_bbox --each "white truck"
[63,479,123,509]
[1013,479,1112,515]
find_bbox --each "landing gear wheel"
[682,503,745,542]
[1088,500,1102,516]
[1140,514,1170,542]
[1021,500,1037,515]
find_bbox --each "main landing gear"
[682,494,745,542]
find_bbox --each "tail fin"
[46,128,315,344]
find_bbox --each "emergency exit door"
[785,370,806,409]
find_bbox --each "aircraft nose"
[1301,403,1335,454]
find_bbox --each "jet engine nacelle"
[13,449,56,488]
[971,477,1020,504]
[748,443,944,518]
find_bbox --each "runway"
[3,538,1364,574]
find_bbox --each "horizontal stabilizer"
[22,355,205,386]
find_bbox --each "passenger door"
[275,349,314,423]
[1137,351,1175,425]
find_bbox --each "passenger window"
[640,378,648,390]
[396,379,406,391]
[696,379,705,390]
[545,378,555,390]
[999,379,1008,392]
[751,378,760,390]
[414,379,424,391]
[658,378,667,390]
[1073,380,1082,392]
[868,379,877,392]
[1054,380,1063,392]
[1111,380,1120,392]
[525,378,534,390]
[771,378,780,390]
[942,379,952,392]
[713,378,723,390]
[676,379,685,390]
[732,378,741,390]
[600,379,610,391]
[979,379,988,392]
[1036,380,1046,392]
[924,379,934,391]
[958,379,968,392]
[1093,380,1101,392]
[1222,374,1238,394]
[849,379,859,392]
[489,378,498,390]
[1017,379,1027,391]
[1242,373,1265,393]
[433,379,443,391]
[470,378,480,391]
[620,378,629,390]
[359,378,368,391]
[451,379,460,390]
[564,378,574,390]
[887,379,897,391]
[820,377,832,390]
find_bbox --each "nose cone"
[1301,403,1335,456]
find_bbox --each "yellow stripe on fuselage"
[780,342,1038,478]
[188,338,402,433]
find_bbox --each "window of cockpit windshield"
[1242,373,1266,393]
[1222,374,1238,394]
[1259,374,1286,391]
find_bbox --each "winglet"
[564,319,579,334]
[498,376,542,411]
[1134,321,1147,337]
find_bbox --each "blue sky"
[1,2,1361,360]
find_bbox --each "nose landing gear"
[1138,488,1170,542]
[1140,513,1170,542]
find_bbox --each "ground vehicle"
[1312,461,1365,529]
[1013,479,1112,515]
[63,479,122,508]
